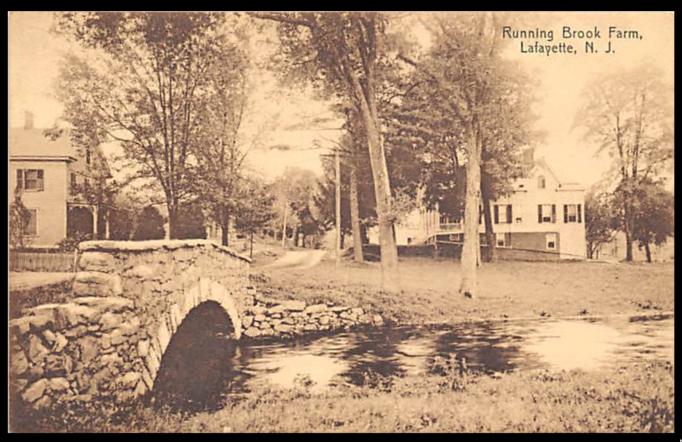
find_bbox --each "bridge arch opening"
[150,300,240,410]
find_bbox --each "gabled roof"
[9,128,77,158]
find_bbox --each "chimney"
[24,111,34,130]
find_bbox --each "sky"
[8,11,674,190]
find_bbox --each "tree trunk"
[335,146,342,266]
[349,162,364,263]
[481,178,495,263]
[348,70,398,289]
[221,210,230,247]
[644,241,652,263]
[167,202,178,240]
[250,232,254,259]
[281,201,288,248]
[624,223,634,262]
[460,130,482,298]
[340,232,345,249]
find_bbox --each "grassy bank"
[14,360,673,433]
[253,258,674,325]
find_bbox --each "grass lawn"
[253,257,674,325]
[16,360,673,433]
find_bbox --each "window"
[494,204,512,224]
[538,175,546,189]
[538,204,556,223]
[26,209,37,236]
[546,233,557,250]
[449,233,463,242]
[496,232,512,248]
[515,217,523,224]
[70,173,77,195]
[86,148,91,166]
[16,169,44,191]
[563,204,582,223]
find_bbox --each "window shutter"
[538,205,542,223]
[551,205,556,223]
[16,170,23,190]
[507,205,512,224]
[37,170,44,191]
[494,205,499,224]
[578,204,582,223]
[563,205,568,223]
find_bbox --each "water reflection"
[158,314,673,411]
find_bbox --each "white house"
[369,149,587,260]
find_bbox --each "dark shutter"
[37,170,44,191]
[551,205,556,223]
[563,205,568,223]
[506,205,512,224]
[578,204,582,223]
[538,205,542,223]
[16,169,23,190]
[494,205,499,224]
[505,232,512,247]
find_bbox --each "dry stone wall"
[241,295,384,338]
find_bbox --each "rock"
[101,335,112,350]
[155,321,171,353]
[27,335,49,364]
[372,315,384,325]
[42,329,56,344]
[261,328,275,337]
[11,378,28,392]
[79,336,100,363]
[258,322,272,331]
[22,379,49,403]
[118,371,141,389]
[304,304,328,314]
[254,314,267,322]
[271,313,283,319]
[319,316,330,325]
[34,395,52,410]
[304,324,318,331]
[79,252,116,272]
[280,300,306,312]
[48,377,70,392]
[73,272,123,297]
[99,312,122,331]
[57,304,101,327]
[351,308,364,316]
[242,316,254,328]
[267,305,285,315]
[137,340,150,358]
[330,306,350,313]
[11,350,30,376]
[244,327,261,338]
[133,380,147,398]
[282,317,296,325]
[64,326,87,338]
[100,353,123,367]
[111,329,126,346]
[274,324,293,333]
[358,314,371,324]
[119,317,141,336]
[249,306,267,316]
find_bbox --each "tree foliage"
[132,206,166,240]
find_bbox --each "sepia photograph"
[7,11,674,433]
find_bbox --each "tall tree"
[397,13,532,296]
[575,64,673,261]
[9,189,32,249]
[54,12,229,238]
[254,12,400,287]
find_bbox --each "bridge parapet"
[10,240,253,410]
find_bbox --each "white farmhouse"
[369,149,587,260]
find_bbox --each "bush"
[57,232,93,252]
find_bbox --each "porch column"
[104,211,110,239]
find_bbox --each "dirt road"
[262,250,328,270]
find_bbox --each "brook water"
[152,311,674,411]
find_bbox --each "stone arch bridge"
[10,240,253,409]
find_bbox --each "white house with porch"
[369,149,587,260]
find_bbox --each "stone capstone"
[304,304,328,314]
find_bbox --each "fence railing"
[9,251,78,272]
